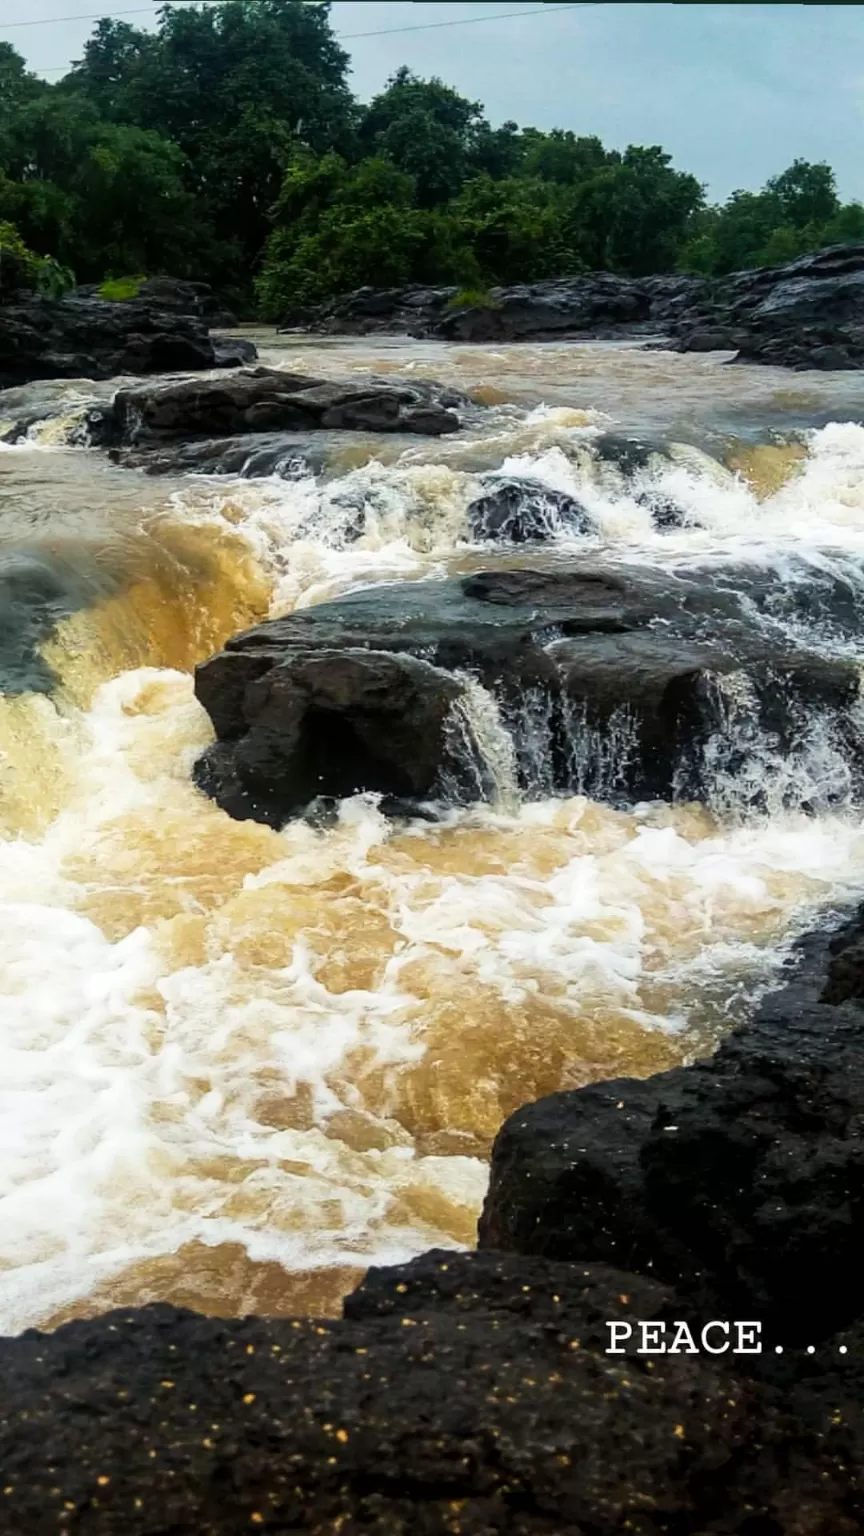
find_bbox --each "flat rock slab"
[193,558,864,825]
[0,1251,857,1535]
[86,367,465,447]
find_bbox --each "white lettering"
[701,1321,730,1354]
[639,1321,667,1354]
[606,1322,632,1354]
[668,1321,699,1354]
[734,1322,762,1354]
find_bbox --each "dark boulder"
[466,475,596,542]
[195,648,466,826]
[86,367,463,447]
[0,1249,857,1535]
[0,289,257,390]
[280,247,864,369]
[479,913,864,1343]
[194,558,864,825]
[72,275,238,327]
[674,244,864,369]
[106,430,322,479]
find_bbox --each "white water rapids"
[3,339,864,1332]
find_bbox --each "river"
[3,335,864,1334]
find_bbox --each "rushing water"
[4,336,864,1334]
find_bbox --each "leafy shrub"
[97,273,147,301]
[445,286,501,310]
[35,255,75,298]
[0,218,39,285]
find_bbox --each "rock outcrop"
[280,272,706,344]
[193,559,863,825]
[479,910,864,1343]
[0,298,251,391]
[0,281,255,390]
[86,367,465,450]
[0,1248,860,1535]
[280,245,864,369]
[675,243,864,369]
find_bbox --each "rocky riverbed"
[4,328,864,1531]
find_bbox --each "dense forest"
[2,0,864,316]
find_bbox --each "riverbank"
[279,243,864,372]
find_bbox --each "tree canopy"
[1,6,861,313]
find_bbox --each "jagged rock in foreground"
[479,910,864,1344]
[0,284,255,390]
[280,244,864,369]
[0,1250,859,1535]
[87,367,465,450]
[193,559,862,825]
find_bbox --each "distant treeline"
[1,0,862,314]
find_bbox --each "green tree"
[256,152,434,312]
[766,159,839,230]
[358,68,486,207]
[569,146,704,274]
[450,174,581,285]
[68,1,354,290]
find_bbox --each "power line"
[6,0,593,41]
[27,2,595,77]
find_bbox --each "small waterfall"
[440,676,521,811]
[562,699,641,802]
[679,669,864,819]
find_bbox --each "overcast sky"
[3,1,862,204]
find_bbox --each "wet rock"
[820,901,864,1004]
[674,244,864,369]
[87,367,463,448]
[281,247,864,369]
[106,431,323,478]
[194,558,863,824]
[479,918,864,1343]
[71,275,239,328]
[0,1250,857,1535]
[195,648,466,826]
[210,335,257,368]
[467,475,596,542]
[282,274,707,342]
[0,286,257,390]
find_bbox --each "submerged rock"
[86,367,464,447]
[467,475,596,542]
[193,558,864,825]
[0,1249,857,1535]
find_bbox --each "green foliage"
[2,18,863,314]
[446,287,501,311]
[97,273,146,301]
[677,161,859,276]
[34,255,76,298]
